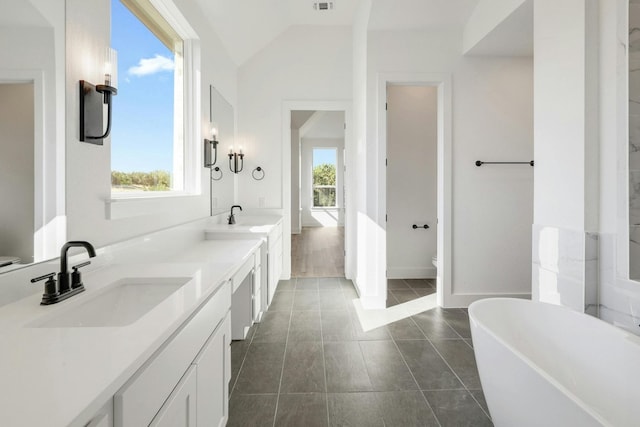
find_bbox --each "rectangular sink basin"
[30,277,191,328]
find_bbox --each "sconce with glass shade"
[80,47,118,144]
[228,146,244,173]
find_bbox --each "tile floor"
[387,278,437,307]
[228,277,493,427]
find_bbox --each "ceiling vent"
[313,2,334,11]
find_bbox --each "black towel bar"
[475,160,534,167]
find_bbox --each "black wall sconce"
[80,48,118,145]
[204,127,219,167]
[228,147,244,173]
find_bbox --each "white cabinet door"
[149,365,197,427]
[194,313,232,427]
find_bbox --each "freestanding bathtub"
[469,298,640,427]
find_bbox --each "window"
[110,0,185,193]
[312,148,337,207]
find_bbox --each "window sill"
[106,192,200,220]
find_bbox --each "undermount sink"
[29,277,191,328]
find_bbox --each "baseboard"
[387,267,436,279]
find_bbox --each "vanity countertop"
[0,238,262,427]
[204,215,283,235]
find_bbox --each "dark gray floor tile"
[320,290,349,310]
[375,391,439,426]
[318,277,342,290]
[228,394,277,427]
[296,277,319,290]
[339,277,355,288]
[412,310,460,339]
[386,291,400,308]
[391,289,420,304]
[328,391,438,427]
[293,290,320,311]
[288,310,322,341]
[388,279,410,289]
[342,286,359,299]
[423,390,493,427]
[396,340,463,390]
[252,311,290,343]
[470,389,491,418]
[269,291,294,312]
[359,340,418,391]
[350,312,392,341]
[230,340,250,389]
[324,341,373,392]
[328,392,383,427]
[387,318,426,340]
[280,341,326,393]
[414,288,436,297]
[274,393,328,427]
[322,310,355,341]
[441,308,472,338]
[404,279,434,289]
[277,279,296,291]
[431,339,482,389]
[234,342,286,394]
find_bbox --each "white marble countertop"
[0,238,261,427]
[204,215,282,235]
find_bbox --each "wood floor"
[291,227,344,277]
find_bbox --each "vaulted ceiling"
[194,0,480,66]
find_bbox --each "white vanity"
[204,215,284,313]
[0,215,282,427]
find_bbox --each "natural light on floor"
[351,293,439,331]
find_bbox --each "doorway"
[0,82,34,265]
[386,85,438,306]
[290,110,346,277]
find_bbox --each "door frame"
[281,100,353,280]
[378,73,452,307]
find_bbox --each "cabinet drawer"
[114,282,231,427]
[149,365,197,427]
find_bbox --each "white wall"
[65,0,237,248]
[532,0,600,312]
[237,25,353,278]
[367,30,533,306]
[301,138,345,227]
[0,84,34,262]
[291,128,301,233]
[386,85,437,279]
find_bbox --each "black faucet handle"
[31,272,59,302]
[71,261,91,289]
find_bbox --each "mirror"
[209,85,235,213]
[0,0,66,273]
[632,0,640,279]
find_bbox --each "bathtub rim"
[468,297,640,427]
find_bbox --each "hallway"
[291,227,344,278]
[228,277,492,427]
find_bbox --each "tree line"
[111,170,171,191]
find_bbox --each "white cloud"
[128,54,174,77]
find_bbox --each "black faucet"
[228,205,242,224]
[31,240,96,305]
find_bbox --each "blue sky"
[313,148,336,168]
[111,0,175,173]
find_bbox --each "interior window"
[110,0,184,193]
[312,147,337,207]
